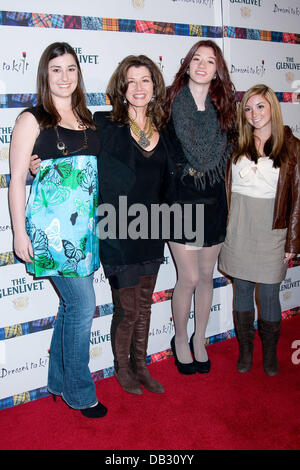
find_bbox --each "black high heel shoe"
[190,333,211,374]
[80,401,108,419]
[170,336,196,375]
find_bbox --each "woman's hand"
[29,154,41,175]
[13,232,34,263]
[283,252,296,264]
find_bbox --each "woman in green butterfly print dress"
[9,42,107,419]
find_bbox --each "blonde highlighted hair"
[234,84,285,167]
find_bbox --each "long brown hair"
[166,40,237,142]
[35,42,95,129]
[233,84,285,167]
[107,55,167,131]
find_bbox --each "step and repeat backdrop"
[0,0,300,409]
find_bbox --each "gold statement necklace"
[129,116,154,148]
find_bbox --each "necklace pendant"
[138,130,150,148]
[57,140,65,152]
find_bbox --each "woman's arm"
[285,137,300,256]
[9,112,39,262]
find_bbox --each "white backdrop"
[0,0,300,409]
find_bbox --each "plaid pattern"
[246,28,261,40]
[272,31,283,42]
[0,251,15,265]
[225,26,235,38]
[282,33,295,44]
[213,277,231,289]
[235,27,247,39]
[31,13,51,28]
[30,317,55,333]
[92,369,105,381]
[118,18,136,32]
[102,18,119,31]
[207,26,222,38]
[103,367,114,379]
[174,23,190,36]
[86,93,107,106]
[64,15,82,29]
[51,14,64,28]
[81,16,103,30]
[13,393,31,406]
[153,22,175,35]
[4,11,32,26]
[189,24,203,37]
[0,174,8,189]
[202,25,208,37]
[283,92,293,103]
[294,34,300,44]
[152,288,173,304]
[136,20,154,34]
[9,93,37,108]
[261,30,272,41]
[4,324,24,339]
[235,91,245,103]
[150,351,168,364]
[98,303,114,317]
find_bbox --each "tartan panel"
[136,20,154,34]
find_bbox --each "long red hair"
[166,40,237,142]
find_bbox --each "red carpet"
[1,315,299,451]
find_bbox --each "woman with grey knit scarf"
[166,40,237,375]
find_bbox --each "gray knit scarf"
[172,85,232,190]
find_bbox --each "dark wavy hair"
[34,42,95,129]
[166,40,237,143]
[107,55,168,131]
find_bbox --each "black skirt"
[169,176,227,247]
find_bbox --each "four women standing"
[9,39,299,416]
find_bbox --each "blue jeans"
[48,274,97,409]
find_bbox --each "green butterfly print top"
[25,155,100,278]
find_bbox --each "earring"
[150,95,155,102]
[123,97,127,104]
[213,73,217,80]
[186,69,190,76]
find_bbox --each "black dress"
[170,171,227,247]
[102,137,169,288]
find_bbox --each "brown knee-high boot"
[110,284,143,395]
[233,310,256,373]
[258,318,281,376]
[130,275,164,394]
